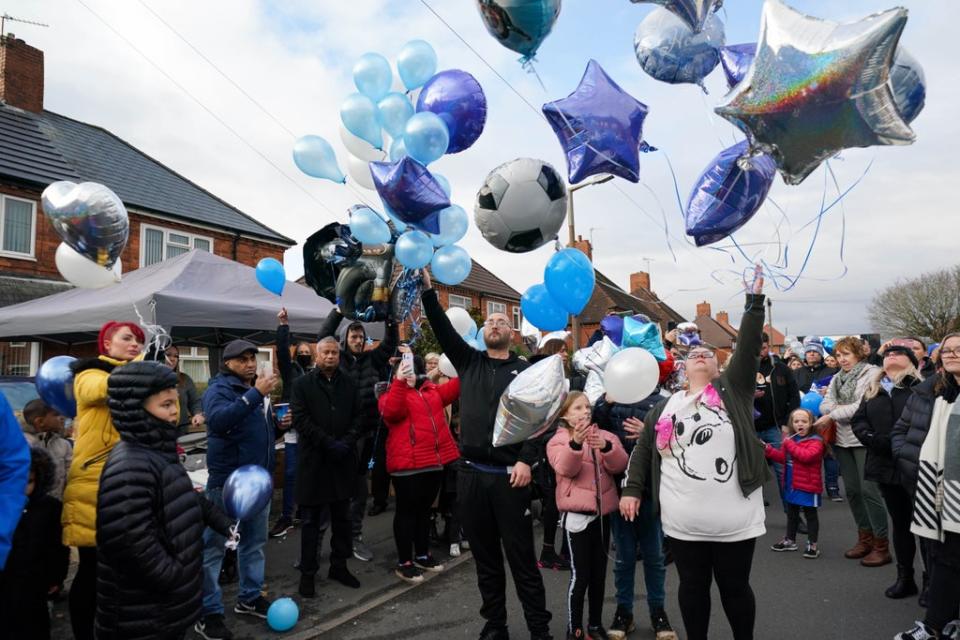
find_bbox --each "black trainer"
[195,614,234,640]
[269,516,293,538]
[608,607,634,640]
[234,595,270,619]
[414,554,445,572]
[395,561,425,584]
[299,573,316,598]
[651,608,678,639]
[587,625,610,640]
[329,564,361,588]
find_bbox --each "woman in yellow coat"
[63,321,145,640]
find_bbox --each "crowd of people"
[0,268,958,640]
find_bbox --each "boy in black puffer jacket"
[96,361,235,640]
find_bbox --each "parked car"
[178,431,208,492]
[0,376,39,429]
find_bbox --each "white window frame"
[0,194,37,259]
[512,306,521,330]
[487,301,506,317]
[448,294,471,310]
[139,223,213,267]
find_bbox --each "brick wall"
[0,36,44,113]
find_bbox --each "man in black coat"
[291,337,363,596]
[794,342,838,392]
[420,271,552,640]
[755,333,800,510]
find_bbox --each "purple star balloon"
[719,43,755,89]
[542,59,651,184]
[370,157,449,234]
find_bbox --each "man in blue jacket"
[195,340,279,640]
[0,392,29,571]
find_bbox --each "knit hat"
[882,344,919,368]
[803,342,825,357]
[107,361,179,453]
[98,321,146,355]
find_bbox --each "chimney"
[696,301,711,318]
[716,310,729,326]
[629,271,651,295]
[571,235,592,261]
[0,35,44,112]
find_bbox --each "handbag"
[818,416,837,445]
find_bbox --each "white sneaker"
[895,621,939,640]
[943,620,960,640]
[450,543,461,557]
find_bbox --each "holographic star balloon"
[630,0,718,33]
[542,59,651,184]
[714,0,914,185]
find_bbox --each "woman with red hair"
[62,321,144,640]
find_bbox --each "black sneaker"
[894,621,939,640]
[828,490,844,502]
[299,573,315,598]
[395,561,425,584]
[479,624,510,640]
[651,608,677,639]
[771,538,798,552]
[415,554,445,572]
[587,625,610,640]
[234,595,270,619]
[329,565,361,588]
[368,503,388,516]
[269,516,293,538]
[608,607,634,640]
[803,542,821,559]
[195,614,234,640]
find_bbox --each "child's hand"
[623,417,644,441]
[572,420,591,445]
[586,426,605,450]
[620,496,641,522]
[781,426,790,439]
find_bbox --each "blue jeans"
[201,486,270,614]
[824,452,840,493]
[611,497,666,614]
[283,442,298,519]
[756,427,785,510]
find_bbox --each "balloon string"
[825,160,850,282]
[133,301,172,357]
[521,57,547,91]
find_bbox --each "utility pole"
[566,174,613,350]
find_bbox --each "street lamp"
[566,174,614,350]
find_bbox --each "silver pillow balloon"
[42,181,129,268]
[571,336,618,375]
[492,355,567,447]
[584,370,605,406]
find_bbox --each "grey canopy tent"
[0,250,382,351]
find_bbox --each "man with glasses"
[419,271,552,640]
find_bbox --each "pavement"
[51,478,926,639]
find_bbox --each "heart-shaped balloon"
[41,181,129,268]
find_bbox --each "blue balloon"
[267,597,299,632]
[353,52,392,101]
[633,8,724,86]
[543,60,651,184]
[543,248,594,315]
[377,92,415,139]
[369,157,450,234]
[255,258,286,296]
[601,315,624,347]
[348,205,391,244]
[389,137,408,162]
[403,112,449,165]
[928,343,940,357]
[822,337,835,354]
[521,283,568,331]
[35,356,77,418]
[431,244,472,285]
[476,0,561,62]
[433,174,452,198]
[395,230,435,269]
[469,334,486,351]
[891,47,925,124]
[382,202,407,232]
[719,43,756,88]
[340,93,382,150]
[416,70,487,154]
[397,40,438,91]
[430,204,468,247]
[293,136,345,183]
[685,140,776,246]
[800,391,823,418]
[621,316,667,361]
[223,465,273,521]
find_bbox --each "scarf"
[911,399,960,542]
[834,361,869,405]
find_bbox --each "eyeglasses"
[940,348,960,358]
[484,320,511,328]
[686,350,716,361]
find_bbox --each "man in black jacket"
[754,333,800,510]
[291,337,363,596]
[420,270,551,640]
[794,342,838,392]
[318,307,398,562]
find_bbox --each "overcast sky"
[8,0,959,336]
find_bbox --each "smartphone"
[667,321,678,331]
[402,351,414,376]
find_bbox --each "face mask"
[296,354,313,368]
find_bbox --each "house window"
[448,294,471,310]
[141,224,213,267]
[512,306,521,329]
[177,346,211,384]
[0,195,36,258]
[487,301,506,318]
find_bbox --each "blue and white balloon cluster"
[520,248,595,332]
[446,307,485,351]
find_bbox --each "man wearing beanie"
[196,340,279,640]
[794,341,838,393]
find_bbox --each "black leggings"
[393,471,443,563]
[670,537,757,640]
[69,546,97,640]
[786,504,819,543]
[879,483,917,571]
[564,515,610,633]
[925,532,960,633]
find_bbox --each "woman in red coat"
[379,346,460,584]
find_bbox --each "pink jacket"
[547,426,628,515]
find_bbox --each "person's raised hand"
[278,307,289,326]
[746,264,764,295]
[623,416,644,441]
[620,496,641,522]
[419,268,433,290]
[665,328,679,345]
[572,419,591,445]
[510,461,532,488]
[255,368,279,396]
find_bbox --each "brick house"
[0,35,294,376]
[695,302,786,364]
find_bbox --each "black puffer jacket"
[794,362,838,393]
[96,362,232,640]
[892,374,960,494]
[851,373,920,485]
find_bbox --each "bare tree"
[868,265,960,341]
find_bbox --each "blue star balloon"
[370,157,449,234]
[475,0,561,63]
[719,43,755,88]
[715,0,914,185]
[621,315,667,361]
[630,0,718,33]
[685,140,776,246]
[542,59,651,184]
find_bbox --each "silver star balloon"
[715,0,915,185]
[630,0,719,33]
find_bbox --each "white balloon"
[604,347,659,404]
[55,242,122,289]
[339,123,388,162]
[438,353,458,378]
[347,155,377,190]
[446,307,476,338]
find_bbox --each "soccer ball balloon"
[474,158,568,253]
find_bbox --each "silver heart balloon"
[493,355,567,448]
[41,181,129,268]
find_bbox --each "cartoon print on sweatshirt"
[663,404,736,483]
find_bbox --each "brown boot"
[861,536,893,567]
[844,529,873,559]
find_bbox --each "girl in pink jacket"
[548,391,629,640]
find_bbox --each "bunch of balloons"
[570,335,661,405]
[446,307,486,351]
[521,248,594,332]
[41,181,128,289]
